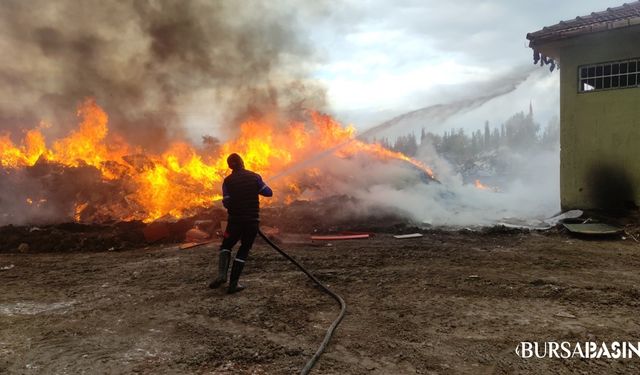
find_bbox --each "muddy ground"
[2,228,640,374]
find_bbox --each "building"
[527,2,640,210]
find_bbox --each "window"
[579,58,640,93]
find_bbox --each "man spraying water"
[209,153,273,294]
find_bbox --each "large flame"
[0,99,435,222]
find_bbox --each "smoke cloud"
[0,0,327,150]
[276,67,560,227]
[288,141,560,227]
[361,148,560,226]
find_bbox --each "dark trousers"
[220,221,259,262]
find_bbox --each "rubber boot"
[227,260,246,294]
[209,250,230,289]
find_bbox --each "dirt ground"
[2,228,640,374]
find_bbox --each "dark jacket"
[222,168,273,222]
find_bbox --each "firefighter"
[209,153,273,294]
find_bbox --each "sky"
[308,0,625,135]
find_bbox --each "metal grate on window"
[579,58,639,92]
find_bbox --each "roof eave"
[527,16,640,47]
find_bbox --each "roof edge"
[527,1,640,46]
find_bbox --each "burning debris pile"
[0,1,561,237]
[0,199,424,252]
[0,99,437,227]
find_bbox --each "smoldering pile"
[1,158,157,226]
[0,0,333,226]
[0,196,425,253]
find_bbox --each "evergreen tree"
[374,105,548,166]
[483,121,490,151]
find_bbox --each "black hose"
[258,230,347,375]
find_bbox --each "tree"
[483,121,491,151]
[504,111,540,151]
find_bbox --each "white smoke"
[296,143,560,227]
[363,149,558,226]
[277,66,561,227]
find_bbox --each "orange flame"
[474,179,488,190]
[0,98,436,222]
[474,179,499,192]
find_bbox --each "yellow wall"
[540,26,640,209]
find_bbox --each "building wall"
[551,26,640,210]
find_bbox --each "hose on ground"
[258,230,347,375]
